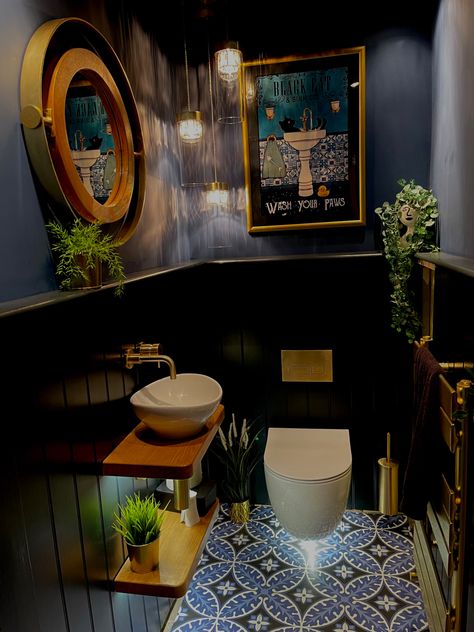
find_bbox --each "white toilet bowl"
[264,427,352,539]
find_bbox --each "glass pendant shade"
[204,182,231,249]
[177,110,206,187]
[177,110,203,143]
[214,46,243,124]
[205,181,229,206]
[215,46,242,83]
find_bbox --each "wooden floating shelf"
[113,500,219,598]
[102,405,225,479]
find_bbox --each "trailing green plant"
[112,493,169,546]
[211,413,265,503]
[46,218,126,296]
[375,179,439,344]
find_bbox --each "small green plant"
[375,179,439,343]
[211,414,265,503]
[112,493,169,546]
[46,218,126,296]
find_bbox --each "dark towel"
[400,345,443,520]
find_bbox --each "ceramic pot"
[127,537,160,573]
[229,500,250,523]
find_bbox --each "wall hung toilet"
[264,427,352,539]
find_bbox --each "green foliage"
[211,414,265,503]
[375,179,439,344]
[46,218,126,296]
[112,493,168,546]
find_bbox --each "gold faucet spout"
[75,129,85,151]
[302,107,313,131]
[123,342,177,378]
[156,354,177,380]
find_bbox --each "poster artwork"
[256,68,349,221]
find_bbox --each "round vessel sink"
[130,373,223,439]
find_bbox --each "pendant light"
[214,41,243,124]
[204,27,231,250]
[177,110,202,144]
[205,180,229,205]
[177,3,206,188]
[177,30,203,144]
[215,42,242,83]
[206,34,229,207]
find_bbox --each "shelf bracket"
[173,478,190,510]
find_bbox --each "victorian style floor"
[168,504,428,632]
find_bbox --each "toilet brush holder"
[378,432,399,515]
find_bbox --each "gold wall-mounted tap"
[123,342,177,379]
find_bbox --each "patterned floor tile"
[170,504,428,632]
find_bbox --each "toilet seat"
[264,428,352,483]
[265,466,351,485]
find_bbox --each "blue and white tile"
[171,505,428,632]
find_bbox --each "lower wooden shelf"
[113,500,219,598]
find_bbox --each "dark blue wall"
[0,0,435,303]
[432,0,474,258]
[0,255,413,632]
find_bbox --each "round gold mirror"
[20,18,145,244]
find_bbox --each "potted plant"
[46,218,126,296]
[211,413,265,523]
[375,179,439,343]
[112,493,169,573]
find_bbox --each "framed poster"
[241,47,365,233]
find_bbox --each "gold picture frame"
[241,47,366,233]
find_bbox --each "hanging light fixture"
[177,13,203,144]
[205,180,229,206]
[213,40,243,124]
[206,36,229,207]
[177,109,203,144]
[215,42,242,83]
[177,3,207,188]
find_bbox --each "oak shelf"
[113,500,220,598]
[106,407,225,597]
[102,405,225,479]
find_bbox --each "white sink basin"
[130,373,223,439]
[284,129,326,151]
[71,148,101,168]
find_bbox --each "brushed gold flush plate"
[281,350,333,382]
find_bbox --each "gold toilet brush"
[378,432,399,515]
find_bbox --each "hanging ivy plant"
[375,179,439,344]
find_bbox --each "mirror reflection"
[65,73,116,203]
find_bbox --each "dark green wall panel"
[0,256,412,631]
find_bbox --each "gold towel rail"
[440,361,474,370]
[416,337,474,370]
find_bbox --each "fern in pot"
[46,218,126,296]
[112,493,169,573]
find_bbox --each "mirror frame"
[20,18,145,244]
